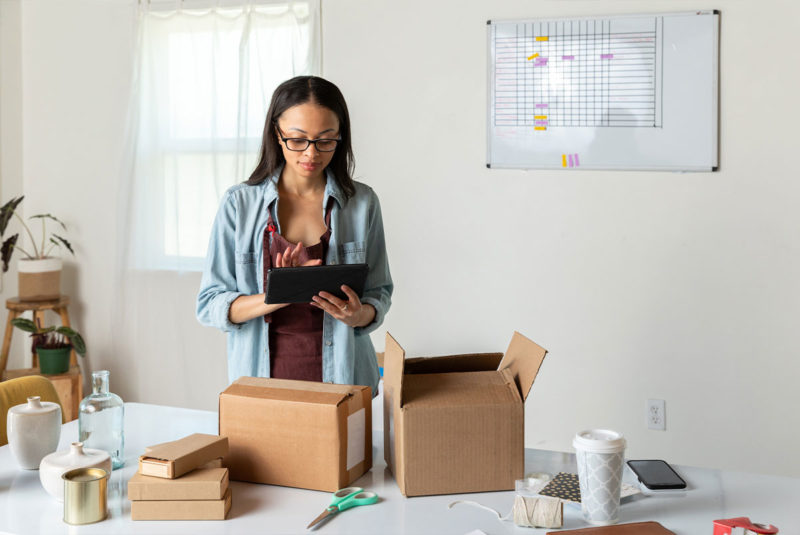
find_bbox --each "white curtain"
[112,0,319,408]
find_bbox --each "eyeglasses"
[277,127,340,152]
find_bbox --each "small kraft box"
[383,331,548,497]
[138,433,228,479]
[219,377,372,492]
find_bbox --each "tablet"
[265,264,369,304]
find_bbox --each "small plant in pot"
[0,196,75,300]
[10,318,86,375]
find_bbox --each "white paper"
[346,408,366,470]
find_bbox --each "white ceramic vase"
[7,396,62,469]
[39,442,112,501]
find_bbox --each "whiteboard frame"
[486,11,719,172]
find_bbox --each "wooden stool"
[0,295,75,373]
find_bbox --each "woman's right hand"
[274,241,323,268]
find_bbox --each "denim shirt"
[196,165,393,395]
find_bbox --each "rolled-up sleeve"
[355,190,393,336]
[196,192,243,332]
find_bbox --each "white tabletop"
[0,403,796,534]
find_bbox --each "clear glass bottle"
[78,370,125,469]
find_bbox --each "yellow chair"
[0,375,65,447]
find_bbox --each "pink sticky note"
[536,104,548,108]
[601,54,614,59]
[568,154,574,167]
[562,55,575,60]
[574,154,580,166]
[535,120,548,126]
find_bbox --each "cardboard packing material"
[128,466,229,501]
[383,331,548,497]
[131,488,232,521]
[219,377,371,492]
[139,433,228,479]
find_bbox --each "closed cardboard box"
[383,331,548,496]
[128,467,229,501]
[131,488,232,521]
[219,377,372,492]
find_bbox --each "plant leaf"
[0,196,24,236]
[11,318,38,333]
[50,234,75,256]
[1,234,18,273]
[56,327,86,355]
[29,213,67,231]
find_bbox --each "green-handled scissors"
[306,487,378,529]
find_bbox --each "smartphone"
[626,459,686,490]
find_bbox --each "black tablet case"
[265,264,368,304]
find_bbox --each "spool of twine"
[447,495,563,529]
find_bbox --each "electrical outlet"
[647,399,666,430]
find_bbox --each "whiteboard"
[487,11,719,171]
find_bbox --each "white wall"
[1,0,798,478]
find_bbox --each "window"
[129,2,320,270]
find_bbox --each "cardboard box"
[219,377,372,492]
[383,331,548,496]
[130,488,232,520]
[128,467,229,501]
[139,434,228,479]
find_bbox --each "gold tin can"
[62,467,109,525]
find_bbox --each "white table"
[0,403,796,534]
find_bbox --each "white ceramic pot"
[7,396,61,469]
[39,442,112,501]
[18,257,62,301]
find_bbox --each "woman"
[196,76,392,395]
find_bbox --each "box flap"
[498,332,548,401]
[404,353,503,375]
[384,332,405,406]
[222,377,361,406]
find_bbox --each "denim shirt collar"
[262,163,345,210]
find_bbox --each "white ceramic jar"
[39,442,112,501]
[7,396,62,469]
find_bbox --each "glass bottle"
[78,370,125,469]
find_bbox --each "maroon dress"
[262,200,332,382]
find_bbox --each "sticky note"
[536,36,549,41]
[562,55,575,60]
[534,126,547,131]
[574,154,580,166]
[600,54,614,59]
[535,120,548,126]
[568,154,574,167]
[562,155,567,167]
[535,104,548,108]
[527,53,540,60]
[534,115,547,120]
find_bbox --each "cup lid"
[573,429,626,452]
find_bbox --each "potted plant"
[0,196,75,300]
[10,317,86,375]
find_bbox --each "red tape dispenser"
[713,517,779,535]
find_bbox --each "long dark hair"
[246,76,355,198]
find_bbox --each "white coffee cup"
[573,429,626,526]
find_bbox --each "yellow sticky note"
[534,115,548,120]
[527,53,540,60]
[534,126,547,131]
[562,154,567,167]
[536,36,549,42]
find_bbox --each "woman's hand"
[311,285,376,328]
[274,241,323,268]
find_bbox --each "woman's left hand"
[311,285,373,328]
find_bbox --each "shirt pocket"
[338,240,366,264]
[234,250,258,292]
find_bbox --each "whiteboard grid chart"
[493,18,664,128]
[487,11,719,171]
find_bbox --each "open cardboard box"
[383,331,548,497]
